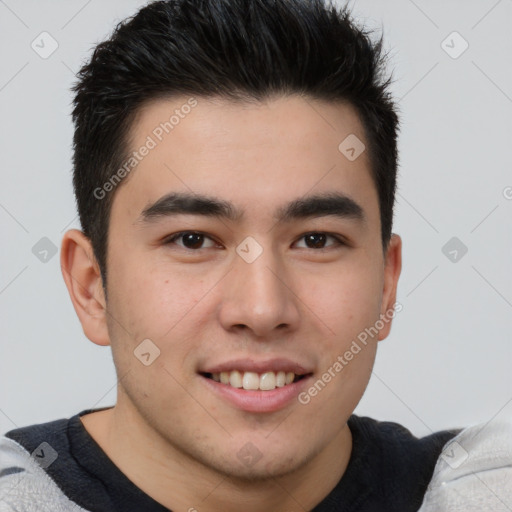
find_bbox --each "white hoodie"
[419,417,512,511]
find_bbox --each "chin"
[199,439,318,483]
[214,455,306,483]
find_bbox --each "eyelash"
[163,231,347,251]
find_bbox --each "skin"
[61,94,402,511]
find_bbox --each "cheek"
[299,261,383,339]
[105,261,207,398]
[107,250,211,341]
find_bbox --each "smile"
[205,370,305,391]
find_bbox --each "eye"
[164,231,218,250]
[163,231,346,251]
[294,232,345,250]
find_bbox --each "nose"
[218,245,302,339]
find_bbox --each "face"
[83,95,401,479]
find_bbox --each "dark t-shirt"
[1,407,458,511]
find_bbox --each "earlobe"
[60,229,110,346]
[377,233,402,341]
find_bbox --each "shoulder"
[339,415,460,511]
[348,414,460,465]
[3,416,70,456]
[0,417,89,512]
[418,417,512,511]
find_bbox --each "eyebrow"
[136,191,366,226]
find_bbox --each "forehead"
[113,94,379,229]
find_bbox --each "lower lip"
[200,374,312,413]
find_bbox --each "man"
[1,1,510,511]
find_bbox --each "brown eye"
[295,232,344,250]
[165,231,217,250]
[305,233,327,248]
[181,233,205,249]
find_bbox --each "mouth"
[198,360,314,413]
[201,370,309,391]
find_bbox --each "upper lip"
[200,358,313,375]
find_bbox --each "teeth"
[213,370,300,391]
[242,372,260,390]
[229,370,243,388]
[259,372,276,390]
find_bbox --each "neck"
[81,400,352,511]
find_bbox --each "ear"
[377,233,402,341]
[60,229,110,346]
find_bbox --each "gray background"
[1,0,511,438]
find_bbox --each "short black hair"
[71,0,399,290]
